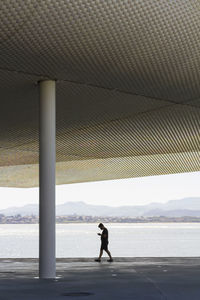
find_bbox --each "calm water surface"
[0,223,200,257]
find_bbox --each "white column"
[39,80,56,279]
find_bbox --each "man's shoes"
[94,259,101,262]
[107,259,113,262]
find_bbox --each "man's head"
[98,223,104,230]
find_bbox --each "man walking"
[95,223,113,262]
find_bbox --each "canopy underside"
[0,0,200,187]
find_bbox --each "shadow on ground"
[0,258,200,299]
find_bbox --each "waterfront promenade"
[0,258,200,299]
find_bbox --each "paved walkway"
[0,258,200,299]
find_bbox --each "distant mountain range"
[1,197,200,217]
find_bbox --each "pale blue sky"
[0,171,199,209]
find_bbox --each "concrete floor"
[0,258,200,299]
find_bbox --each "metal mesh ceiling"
[0,0,200,187]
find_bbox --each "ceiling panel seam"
[0,66,187,105]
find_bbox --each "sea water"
[0,223,200,257]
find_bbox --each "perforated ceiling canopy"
[0,0,200,187]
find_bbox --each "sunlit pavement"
[0,258,200,299]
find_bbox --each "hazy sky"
[0,171,199,209]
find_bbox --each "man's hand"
[97,233,101,236]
